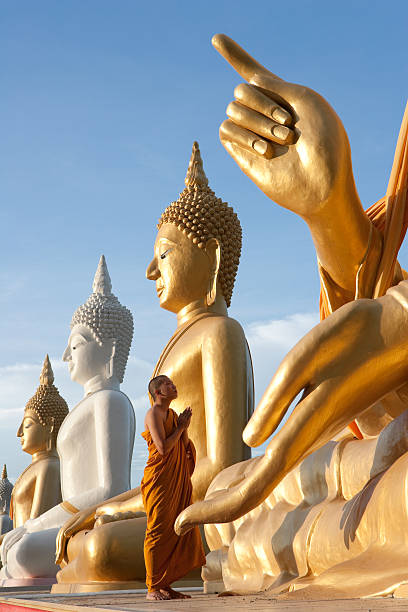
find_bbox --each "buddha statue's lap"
[203,410,408,595]
[55,142,253,587]
[0,257,135,583]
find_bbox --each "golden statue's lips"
[156,285,165,297]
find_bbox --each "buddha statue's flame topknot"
[1,465,7,480]
[185,142,209,189]
[25,355,69,443]
[71,256,134,383]
[158,142,242,307]
[39,354,54,386]
[92,255,112,296]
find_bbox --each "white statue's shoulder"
[90,388,134,414]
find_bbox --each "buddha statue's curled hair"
[25,355,69,442]
[70,255,134,383]
[158,142,242,307]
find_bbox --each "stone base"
[0,577,56,588]
[204,579,225,594]
[52,580,146,593]
[52,573,203,594]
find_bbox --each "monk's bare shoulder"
[145,405,166,429]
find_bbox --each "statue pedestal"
[52,580,146,593]
[51,568,203,593]
[1,577,56,588]
[204,579,225,594]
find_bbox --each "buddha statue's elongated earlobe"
[45,416,55,452]
[106,341,116,380]
[205,238,221,307]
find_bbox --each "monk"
[142,375,205,601]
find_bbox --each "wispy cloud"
[245,312,318,401]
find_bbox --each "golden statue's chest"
[154,325,206,456]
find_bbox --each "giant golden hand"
[175,282,408,534]
[213,34,376,293]
[214,33,357,217]
[55,507,98,565]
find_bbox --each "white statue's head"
[63,256,133,386]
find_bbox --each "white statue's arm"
[24,391,135,533]
[192,317,253,500]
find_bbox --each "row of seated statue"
[2,32,408,600]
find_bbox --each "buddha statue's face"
[146,223,213,313]
[62,324,115,385]
[17,410,48,455]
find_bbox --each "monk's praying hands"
[178,407,192,430]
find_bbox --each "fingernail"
[272,107,291,124]
[272,125,290,140]
[252,140,268,154]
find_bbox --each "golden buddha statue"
[52,141,254,591]
[10,355,68,530]
[173,35,408,598]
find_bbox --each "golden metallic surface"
[11,356,68,528]
[54,143,253,587]
[176,280,408,533]
[174,34,408,598]
[175,34,408,531]
[212,34,382,297]
[202,411,408,598]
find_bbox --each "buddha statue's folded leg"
[1,528,59,580]
[57,516,147,584]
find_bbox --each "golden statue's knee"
[83,528,116,575]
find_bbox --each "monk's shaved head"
[148,375,170,400]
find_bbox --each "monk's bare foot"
[146,590,171,600]
[160,586,191,599]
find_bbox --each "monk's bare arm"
[146,407,190,456]
[180,427,190,448]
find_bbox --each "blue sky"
[1,0,408,485]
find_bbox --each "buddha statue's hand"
[212,34,358,220]
[55,507,97,565]
[176,284,408,531]
[1,526,26,566]
[94,510,144,527]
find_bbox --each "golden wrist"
[60,501,80,515]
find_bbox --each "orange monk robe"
[141,408,205,592]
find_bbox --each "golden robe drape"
[141,409,205,591]
[319,102,408,438]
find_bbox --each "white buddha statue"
[0,255,135,585]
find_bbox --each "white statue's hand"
[1,526,26,566]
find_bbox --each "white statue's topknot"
[92,255,112,296]
[71,256,134,383]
